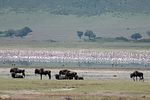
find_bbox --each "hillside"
[0,0,150,16]
[0,0,150,41]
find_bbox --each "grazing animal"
[35,68,51,80]
[10,68,25,77]
[65,71,77,79]
[59,69,70,75]
[55,74,60,80]
[11,72,24,78]
[75,75,84,80]
[59,69,77,79]
[130,71,144,81]
[57,69,78,80]
[55,74,67,80]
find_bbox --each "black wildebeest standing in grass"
[35,68,51,80]
[130,71,144,81]
[10,68,25,77]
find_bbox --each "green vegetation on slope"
[1,0,150,16]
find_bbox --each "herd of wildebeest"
[9,68,144,81]
[10,68,84,80]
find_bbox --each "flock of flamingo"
[0,49,150,65]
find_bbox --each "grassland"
[0,77,150,100]
[0,43,150,99]
[0,39,150,50]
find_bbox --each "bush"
[0,27,32,38]
[131,33,142,40]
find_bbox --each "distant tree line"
[0,27,32,38]
[77,30,150,42]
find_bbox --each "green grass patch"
[0,40,150,50]
[0,78,150,94]
[1,78,150,100]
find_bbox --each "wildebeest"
[35,68,51,80]
[130,71,144,81]
[59,69,70,75]
[66,71,77,79]
[55,69,78,80]
[10,68,25,77]
[75,75,84,80]
[55,74,67,80]
[11,72,24,78]
[59,69,77,80]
